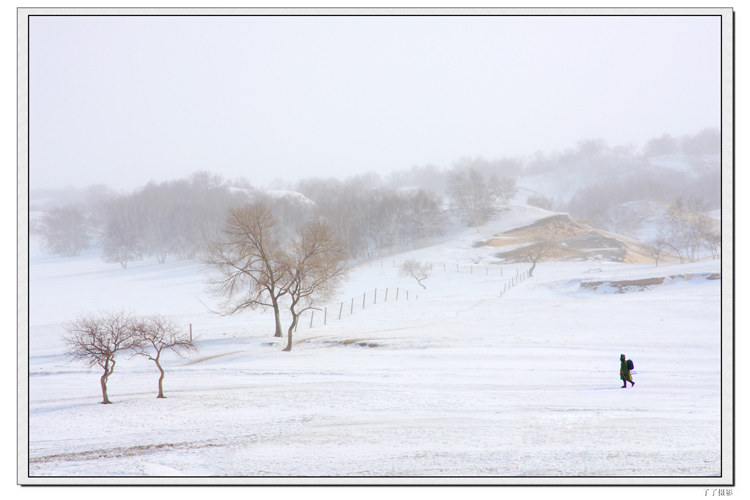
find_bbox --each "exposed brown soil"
[483,214,590,248]
[483,214,674,264]
[580,277,665,292]
[580,273,721,293]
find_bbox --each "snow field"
[26,212,722,479]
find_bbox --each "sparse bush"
[526,194,554,211]
[399,258,431,289]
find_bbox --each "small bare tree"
[447,167,500,231]
[204,203,290,338]
[496,177,519,208]
[645,238,669,267]
[521,241,551,277]
[281,220,349,352]
[399,258,430,289]
[701,227,721,260]
[133,315,197,398]
[62,311,140,404]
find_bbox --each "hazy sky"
[28,14,721,191]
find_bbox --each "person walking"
[620,354,634,388]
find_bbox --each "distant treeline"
[32,128,721,265]
[34,171,447,265]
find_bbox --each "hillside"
[26,205,722,479]
[479,213,667,264]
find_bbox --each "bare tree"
[281,220,349,352]
[399,258,430,289]
[657,197,715,263]
[645,238,669,267]
[521,241,551,277]
[204,203,290,338]
[62,311,140,404]
[39,205,91,257]
[100,196,144,269]
[496,177,518,208]
[132,315,197,398]
[700,226,721,260]
[447,167,500,230]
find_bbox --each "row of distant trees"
[37,128,721,264]
[38,172,453,265]
[283,178,448,261]
[38,172,247,266]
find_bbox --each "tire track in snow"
[29,439,224,464]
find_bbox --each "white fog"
[19,9,733,492]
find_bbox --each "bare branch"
[203,202,290,337]
[399,258,430,289]
[62,310,141,404]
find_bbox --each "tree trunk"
[156,358,166,398]
[283,314,297,351]
[100,374,111,404]
[273,301,283,338]
[100,361,113,404]
[528,261,537,278]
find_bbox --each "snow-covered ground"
[24,207,723,483]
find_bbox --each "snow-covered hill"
[26,206,722,481]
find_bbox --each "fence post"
[363,292,366,309]
[443,263,446,271]
[310,310,314,328]
[189,324,192,342]
[501,268,503,276]
[396,288,399,301]
[407,290,409,300]
[385,288,389,302]
[339,302,343,320]
[375,288,377,305]
[324,307,327,325]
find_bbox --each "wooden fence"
[299,265,533,330]
[297,287,419,331]
[372,258,526,278]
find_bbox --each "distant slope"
[478,213,667,264]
